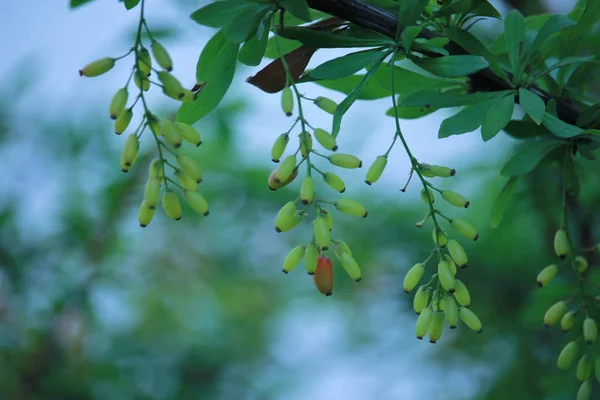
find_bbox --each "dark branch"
[306,0,581,125]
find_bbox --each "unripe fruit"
[177,154,203,183]
[339,252,362,282]
[304,243,318,275]
[300,177,315,205]
[420,187,435,204]
[432,226,448,247]
[418,164,436,178]
[161,119,182,148]
[275,201,301,233]
[275,155,297,183]
[282,245,305,273]
[314,96,338,115]
[323,172,346,193]
[149,158,164,179]
[314,216,331,250]
[537,264,558,287]
[176,170,198,191]
[335,199,367,218]
[438,261,456,293]
[138,200,155,227]
[557,341,579,370]
[415,307,433,339]
[147,113,161,135]
[321,209,334,231]
[575,256,588,273]
[120,134,139,172]
[271,134,289,163]
[443,296,459,329]
[151,40,173,71]
[114,108,133,135]
[144,177,162,209]
[281,87,294,116]
[184,190,209,216]
[328,153,362,169]
[180,89,197,103]
[365,155,387,185]
[554,229,569,258]
[109,88,128,120]
[335,240,352,256]
[583,317,598,344]
[459,307,483,333]
[444,255,457,276]
[577,381,592,400]
[403,263,425,293]
[299,131,313,157]
[158,71,184,99]
[413,285,430,314]
[447,240,468,268]
[428,311,445,343]
[79,57,115,77]
[451,218,479,241]
[268,166,298,191]
[454,280,471,307]
[162,191,182,220]
[441,190,470,208]
[429,165,455,177]
[544,301,567,327]
[175,122,202,146]
[560,311,576,332]
[137,47,152,76]
[314,256,333,296]
[134,70,150,91]
[577,354,592,382]
[314,128,337,151]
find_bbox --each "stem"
[390,49,443,258]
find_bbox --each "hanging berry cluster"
[78,1,208,226]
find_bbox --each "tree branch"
[306,0,581,125]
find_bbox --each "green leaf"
[177,30,240,124]
[471,1,501,18]
[190,1,249,28]
[501,140,564,176]
[373,64,463,97]
[332,57,386,137]
[402,26,425,51]
[412,55,489,78]
[309,74,392,100]
[385,104,437,119]
[280,0,311,22]
[124,0,140,10]
[438,100,496,138]
[222,5,271,44]
[529,15,574,57]
[518,88,545,125]
[490,176,520,229]
[70,0,94,8]
[400,90,510,109]
[238,15,272,66]
[310,49,388,80]
[435,0,486,17]
[534,55,596,80]
[481,94,515,141]
[264,36,302,59]
[504,120,550,140]
[504,10,526,75]
[445,27,509,82]
[275,26,394,48]
[396,0,429,37]
[542,113,585,138]
[577,103,600,128]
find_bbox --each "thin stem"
[390,49,443,258]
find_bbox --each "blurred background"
[1,0,597,399]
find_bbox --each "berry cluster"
[79,8,208,227]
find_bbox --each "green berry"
[281,87,294,116]
[459,307,483,333]
[151,40,173,71]
[415,307,433,340]
[447,240,468,268]
[314,128,337,151]
[183,190,209,216]
[162,191,182,220]
[365,156,387,185]
[427,311,445,343]
[282,245,305,274]
[441,190,470,208]
[554,229,569,258]
[328,153,362,169]
[109,88,128,120]
[544,301,567,327]
[537,264,558,287]
[403,263,424,293]
[79,57,115,77]
[271,134,289,163]
[323,172,346,193]
[335,199,367,218]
